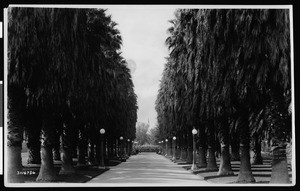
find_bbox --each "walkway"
[87,152,209,186]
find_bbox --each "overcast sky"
[106,7,176,130]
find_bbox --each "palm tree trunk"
[251,134,263,165]
[88,139,96,165]
[237,112,255,183]
[267,94,291,184]
[59,122,76,175]
[7,86,26,183]
[52,129,61,161]
[217,118,234,176]
[71,128,78,159]
[36,146,57,182]
[26,124,41,164]
[186,131,193,164]
[207,146,218,170]
[206,121,218,171]
[95,134,101,164]
[25,106,42,164]
[53,147,61,161]
[230,120,240,161]
[197,125,207,168]
[230,133,240,161]
[270,146,290,183]
[230,144,240,161]
[179,133,187,161]
[77,129,86,166]
[237,144,255,182]
[27,140,41,164]
[197,147,207,167]
[115,139,119,159]
[174,134,181,162]
[167,139,172,157]
[7,144,23,183]
[104,138,108,162]
[172,138,176,161]
[36,123,57,182]
[215,138,221,159]
[107,137,114,159]
[175,134,181,159]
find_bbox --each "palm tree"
[216,117,234,176]
[157,9,291,184]
[25,105,42,164]
[7,86,27,183]
[231,9,291,183]
[205,120,218,171]
[59,104,77,175]
[36,108,58,182]
[8,7,137,182]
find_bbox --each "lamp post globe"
[192,128,198,135]
[100,128,105,134]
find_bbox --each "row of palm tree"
[7,8,137,183]
[155,9,292,183]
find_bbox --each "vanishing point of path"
[87,152,209,186]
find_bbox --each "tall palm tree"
[232,9,291,183]
[6,85,26,183]
[157,8,291,184]
[25,105,42,164]
[8,7,137,182]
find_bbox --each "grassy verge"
[20,166,108,183]
[18,159,122,183]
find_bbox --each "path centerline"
[87,152,209,186]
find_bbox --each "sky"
[106,7,176,130]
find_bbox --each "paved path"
[87,152,209,186]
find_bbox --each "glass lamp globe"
[192,128,198,135]
[100,128,105,134]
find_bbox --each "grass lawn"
[19,148,121,183]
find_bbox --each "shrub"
[134,144,161,152]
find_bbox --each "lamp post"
[191,127,198,171]
[165,139,168,157]
[119,136,124,159]
[99,128,106,169]
[172,136,176,161]
[157,141,161,154]
[127,139,130,157]
[161,140,164,155]
[131,140,134,155]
